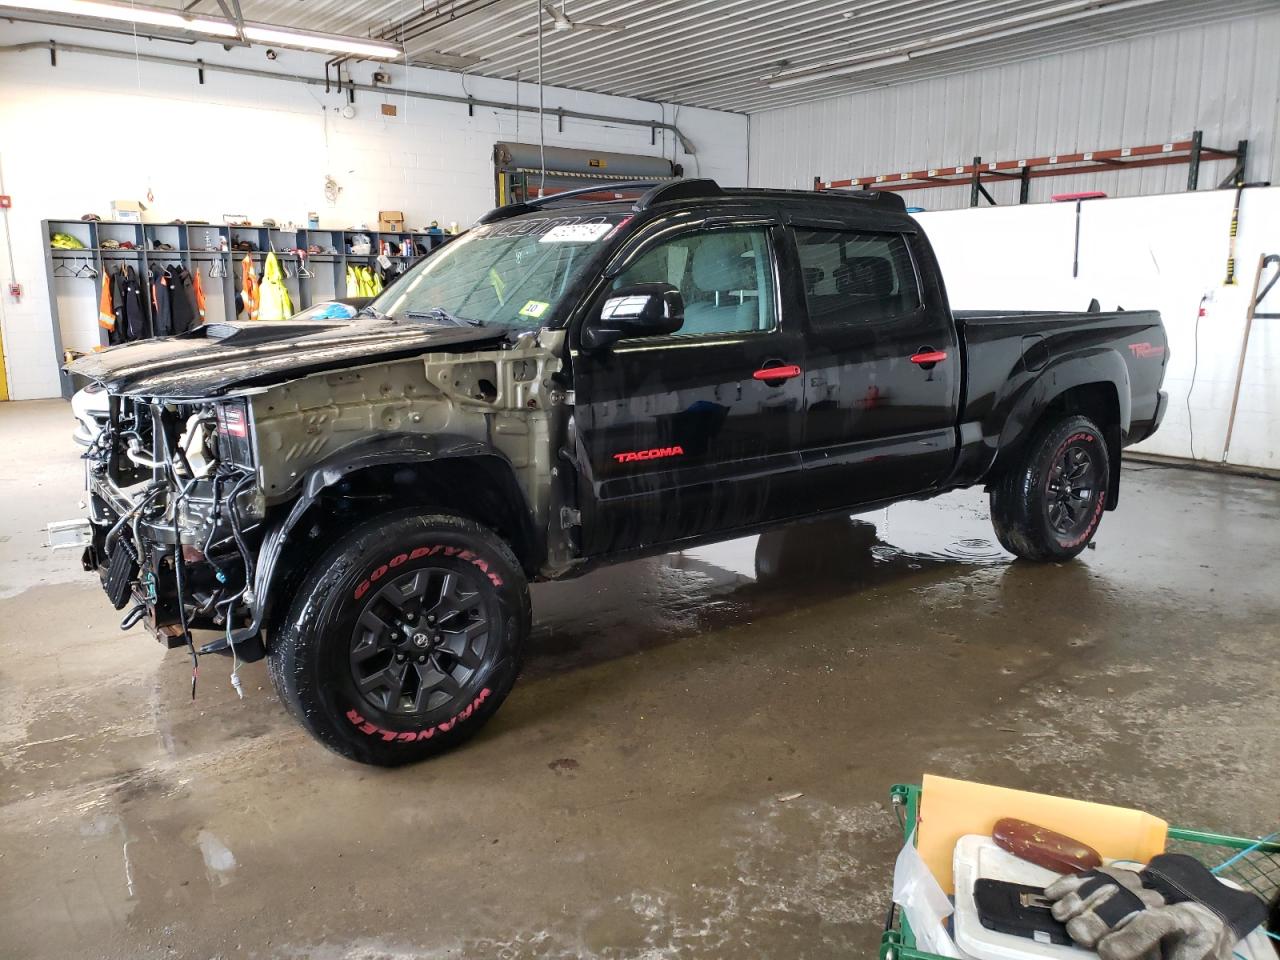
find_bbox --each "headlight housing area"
[213,399,255,468]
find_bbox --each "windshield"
[374,212,630,329]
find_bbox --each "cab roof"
[477,178,908,226]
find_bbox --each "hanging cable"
[537,0,546,197]
[1186,293,1208,460]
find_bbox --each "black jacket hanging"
[112,264,148,342]
[149,264,173,337]
[167,266,198,334]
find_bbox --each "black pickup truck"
[65,179,1168,765]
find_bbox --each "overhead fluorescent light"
[241,24,402,60]
[0,1,403,58]
[767,54,909,89]
[0,0,238,36]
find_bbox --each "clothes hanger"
[54,259,76,277]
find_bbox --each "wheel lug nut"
[417,655,427,664]
[395,653,405,662]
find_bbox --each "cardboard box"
[111,199,147,223]
[377,210,405,232]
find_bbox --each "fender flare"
[984,348,1132,481]
[230,433,532,653]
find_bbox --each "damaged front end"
[78,391,267,665]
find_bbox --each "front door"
[571,215,807,556]
[787,224,960,510]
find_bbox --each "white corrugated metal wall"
[748,9,1280,209]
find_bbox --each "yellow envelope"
[919,774,1168,892]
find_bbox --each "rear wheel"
[268,510,529,766]
[990,415,1109,562]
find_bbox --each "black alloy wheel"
[989,414,1111,562]
[268,510,529,766]
[350,567,493,716]
[1044,440,1100,539]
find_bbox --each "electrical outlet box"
[0,195,11,209]
[7,282,21,299]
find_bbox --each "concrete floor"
[1,398,1277,960]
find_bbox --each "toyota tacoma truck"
[63,179,1168,765]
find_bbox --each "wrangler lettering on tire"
[267,511,528,767]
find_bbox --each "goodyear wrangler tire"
[990,415,1110,563]
[267,510,529,766]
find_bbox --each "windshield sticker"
[539,222,614,244]
[518,300,550,318]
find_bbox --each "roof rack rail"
[635,178,724,210]
[476,180,666,225]
[815,186,907,211]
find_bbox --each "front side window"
[376,213,629,330]
[794,229,920,330]
[612,227,776,337]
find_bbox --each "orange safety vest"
[98,271,115,332]
[240,255,259,321]
[193,267,207,321]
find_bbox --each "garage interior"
[1,1,1278,958]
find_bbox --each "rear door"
[571,208,808,556]
[785,221,960,509]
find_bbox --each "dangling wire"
[128,1,155,205]
[537,0,546,198]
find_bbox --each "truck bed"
[949,306,1168,486]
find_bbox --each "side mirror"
[582,282,684,351]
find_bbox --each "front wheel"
[990,415,1110,562]
[267,510,529,766]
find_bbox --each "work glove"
[1096,901,1236,960]
[1048,854,1268,960]
[1047,866,1166,947]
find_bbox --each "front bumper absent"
[47,518,92,551]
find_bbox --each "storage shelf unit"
[43,219,449,398]
[814,131,1248,206]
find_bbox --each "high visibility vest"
[258,251,293,322]
[241,255,260,320]
[193,268,207,322]
[98,272,115,332]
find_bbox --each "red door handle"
[910,350,947,365]
[753,364,802,382]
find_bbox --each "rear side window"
[793,229,920,330]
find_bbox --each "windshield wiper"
[406,307,481,327]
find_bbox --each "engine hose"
[103,483,164,555]
[226,471,258,596]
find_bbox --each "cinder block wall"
[0,23,748,399]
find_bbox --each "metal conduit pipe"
[0,40,697,154]
[373,0,508,43]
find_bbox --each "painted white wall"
[916,187,1280,470]
[0,22,748,400]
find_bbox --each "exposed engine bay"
[71,323,572,700]
[82,392,264,692]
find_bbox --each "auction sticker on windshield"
[539,223,614,243]
[519,300,550,318]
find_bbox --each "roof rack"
[800,186,908,211]
[635,178,725,209]
[476,181,666,224]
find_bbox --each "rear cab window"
[793,228,921,330]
